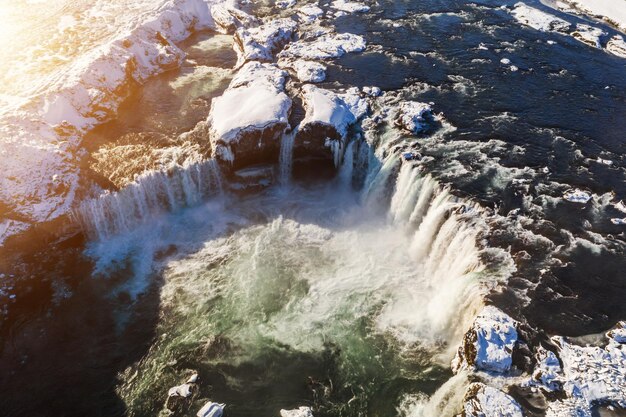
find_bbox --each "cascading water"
[74,159,223,240]
[337,140,355,187]
[279,129,296,185]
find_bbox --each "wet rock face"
[208,62,292,170]
[462,383,524,417]
[452,306,519,374]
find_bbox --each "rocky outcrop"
[452,306,518,374]
[208,62,292,169]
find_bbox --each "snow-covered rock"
[362,86,382,97]
[197,401,225,417]
[554,0,626,32]
[395,101,437,134]
[530,347,563,391]
[545,334,626,417]
[291,60,327,82]
[563,189,592,203]
[571,24,606,48]
[452,306,518,374]
[331,0,371,13]
[234,18,298,67]
[462,383,524,417]
[211,3,258,34]
[208,62,292,168]
[299,85,357,139]
[292,85,360,165]
[276,0,297,9]
[298,5,324,23]
[511,3,570,33]
[280,406,314,417]
[606,35,626,58]
[280,32,366,60]
[607,321,626,343]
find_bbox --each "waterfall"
[337,140,355,187]
[279,129,296,185]
[75,159,223,240]
[362,151,401,210]
[376,157,486,350]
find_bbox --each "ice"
[530,347,563,391]
[607,35,626,58]
[571,24,606,48]
[276,0,297,9]
[546,332,626,416]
